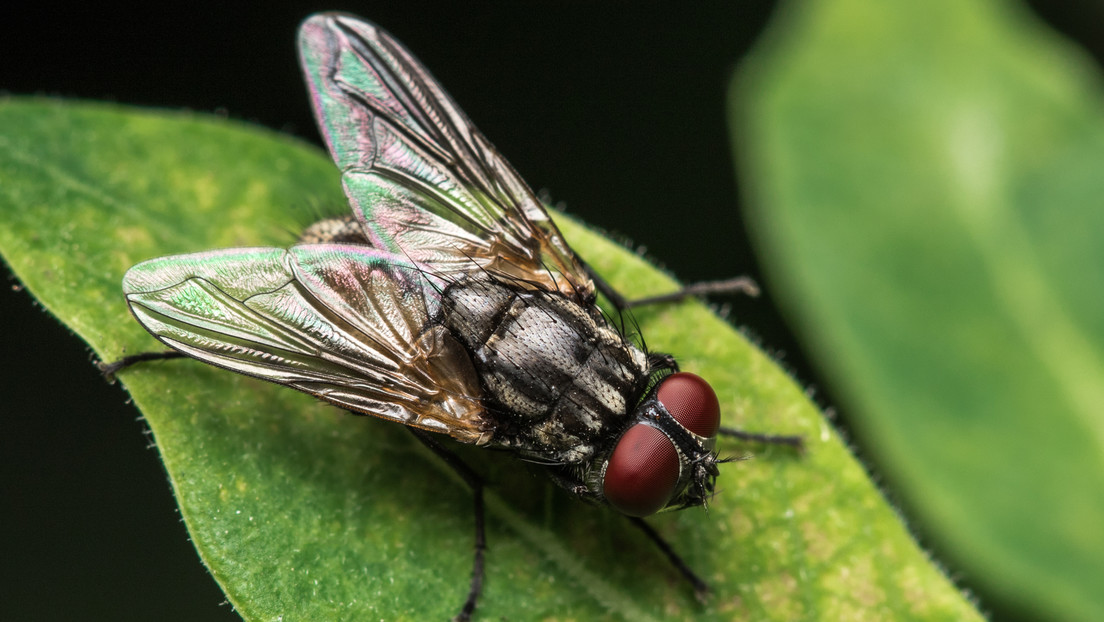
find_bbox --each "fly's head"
[584,370,723,517]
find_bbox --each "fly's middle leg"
[618,277,760,309]
[581,260,759,311]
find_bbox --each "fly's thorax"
[440,276,650,464]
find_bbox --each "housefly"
[104,12,801,621]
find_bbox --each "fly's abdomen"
[443,278,648,461]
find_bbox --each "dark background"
[2,2,1100,620]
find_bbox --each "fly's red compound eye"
[602,424,679,517]
[602,373,721,516]
[656,372,720,439]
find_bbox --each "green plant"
[0,98,978,620]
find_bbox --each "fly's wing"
[123,245,492,445]
[297,13,593,300]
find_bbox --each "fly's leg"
[719,427,805,451]
[618,277,760,310]
[629,517,709,602]
[631,429,803,603]
[582,261,759,311]
[584,262,805,451]
[97,351,187,380]
[409,429,486,622]
[100,355,496,619]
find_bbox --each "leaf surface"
[0,98,980,620]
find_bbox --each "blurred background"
[3,1,1102,620]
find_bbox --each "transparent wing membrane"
[124,245,491,443]
[298,14,592,300]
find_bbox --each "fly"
[101,13,802,621]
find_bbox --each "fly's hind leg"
[409,429,486,622]
[97,217,369,381]
[97,350,187,381]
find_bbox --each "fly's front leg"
[719,427,805,451]
[582,261,759,312]
[629,516,709,602]
[409,429,486,622]
[97,350,186,380]
[583,261,805,451]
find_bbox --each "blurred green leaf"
[735,0,1104,620]
[0,98,980,620]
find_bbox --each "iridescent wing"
[297,13,593,299]
[123,245,492,444]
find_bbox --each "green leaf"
[734,1,1104,620]
[0,98,980,620]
